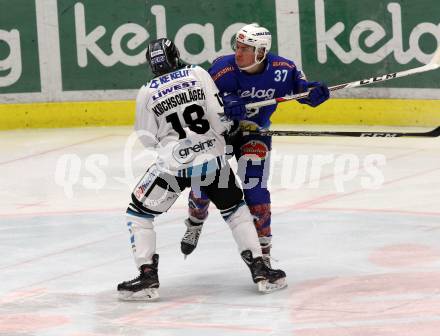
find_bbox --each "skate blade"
[118,288,160,301]
[257,278,287,294]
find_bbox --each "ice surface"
[1,126,439,336]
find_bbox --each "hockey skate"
[241,250,287,293]
[262,254,272,268]
[181,218,203,257]
[260,240,272,268]
[117,254,160,301]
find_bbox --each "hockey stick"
[241,126,440,138]
[245,47,440,110]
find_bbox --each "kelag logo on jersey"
[240,87,275,100]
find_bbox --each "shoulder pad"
[209,55,236,80]
[211,65,235,82]
[211,56,224,65]
[210,55,235,68]
[268,53,296,69]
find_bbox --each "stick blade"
[427,126,440,137]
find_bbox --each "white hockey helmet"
[235,23,271,69]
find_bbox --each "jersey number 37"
[274,69,288,82]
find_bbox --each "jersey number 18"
[165,104,210,139]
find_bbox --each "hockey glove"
[239,120,261,133]
[223,93,247,121]
[298,81,330,107]
[223,120,240,145]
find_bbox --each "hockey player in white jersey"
[117,38,286,300]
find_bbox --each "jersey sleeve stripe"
[211,66,235,82]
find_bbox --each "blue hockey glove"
[222,93,247,121]
[298,81,330,107]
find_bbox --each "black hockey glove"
[223,120,241,145]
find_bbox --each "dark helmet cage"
[146,38,181,76]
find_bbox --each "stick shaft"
[243,126,440,138]
[245,51,440,110]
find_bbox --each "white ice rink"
[1,126,440,336]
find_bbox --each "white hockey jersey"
[135,65,232,177]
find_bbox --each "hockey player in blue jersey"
[181,23,330,266]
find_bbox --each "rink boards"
[1,0,440,129]
[1,99,440,130]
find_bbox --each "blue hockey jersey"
[208,53,306,128]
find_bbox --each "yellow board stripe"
[0,101,135,130]
[271,99,440,126]
[1,99,440,130]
